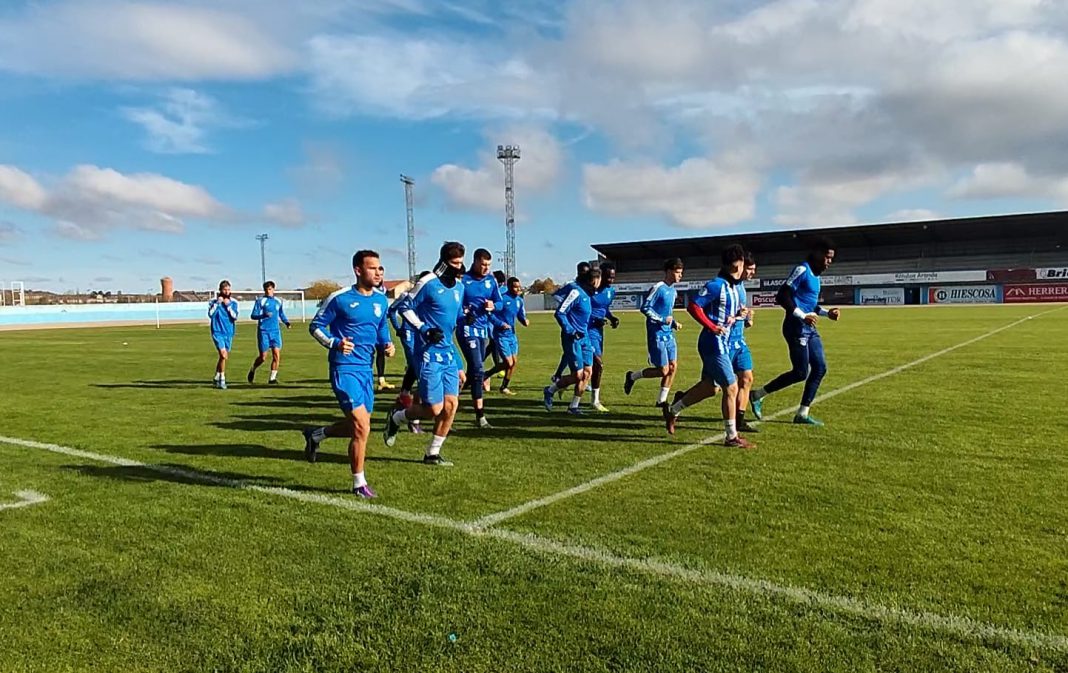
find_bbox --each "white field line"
[0,489,49,511]
[2,434,1068,654]
[471,306,1068,529]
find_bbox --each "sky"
[1,0,1067,293]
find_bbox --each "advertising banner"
[1003,283,1068,303]
[750,292,779,307]
[762,269,986,288]
[927,285,999,304]
[858,287,905,305]
[1036,267,1068,280]
[987,268,1037,282]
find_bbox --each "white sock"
[570,394,582,410]
[213,372,221,381]
[311,427,327,442]
[392,409,408,426]
[725,418,737,439]
[353,472,367,488]
[269,369,278,381]
[427,435,446,456]
[592,388,600,404]
[657,387,670,404]
[219,375,226,383]
[798,405,810,418]
[628,370,642,382]
[752,387,767,401]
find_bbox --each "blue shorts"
[647,331,677,368]
[212,333,233,352]
[731,342,753,372]
[588,326,605,357]
[495,331,519,359]
[561,333,593,372]
[698,331,737,387]
[330,367,374,413]
[257,330,282,352]
[419,349,461,406]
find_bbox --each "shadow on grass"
[152,442,424,465]
[90,379,320,390]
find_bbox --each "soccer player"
[486,276,529,395]
[662,244,755,448]
[383,242,467,466]
[207,279,238,389]
[750,237,841,426]
[551,261,592,384]
[543,266,601,414]
[247,280,291,385]
[588,262,620,412]
[456,248,503,429]
[374,278,394,391]
[732,252,759,432]
[485,269,508,381]
[624,258,684,407]
[301,250,394,498]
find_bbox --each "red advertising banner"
[1003,283,1068,303]
[986,268,1037,282]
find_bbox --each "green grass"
[1,304,1067,672]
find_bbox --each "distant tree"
[305,279,343,300]
[528,277,558,294]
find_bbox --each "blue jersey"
[207,298,238,336]
[250,295,290,333]
[458,272,504,338]
[589,286,616,324]
[641,282,677,335]
[310,286,391,368]
[492,292,527,334]
[403,272,465,355]
[555,285,592,335]
[784,262,821,315]
[729,282,749,344]
[387,295,415,348]
[691,276,741,351]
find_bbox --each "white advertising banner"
[927,285,999,304]
[858,287,905,305]
[1036,267,1068,280]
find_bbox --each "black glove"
[424,327,445,345]
[590,318,606,329]
[670,320,681,331]
[608,316,620,329]
[464,310,477,326]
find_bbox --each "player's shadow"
[153,443,424,465]
[64,463,293,489]
[90,379,321,390]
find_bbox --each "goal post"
[228,290,308,323]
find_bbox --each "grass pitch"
[1,304,1067,672]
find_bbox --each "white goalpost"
[228,289,308,323]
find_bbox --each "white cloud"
[583,156,762,229]
[432,127,563,212]
[121,88,234,154]
[949,162,1068,204]
[775,164,939,227]
[885,208,940,222]
[0,163,302,240]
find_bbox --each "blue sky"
[1,0,1066,293]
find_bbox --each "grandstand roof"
[591,210,1068,261]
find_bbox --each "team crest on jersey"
[373,303,382,317]
[453,289,461,301]
[485,279,492,289]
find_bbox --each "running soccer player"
[485,270,508,381]
[663,244,754,448]
[732,252,759,432]
[247,280,291,385]
[551,261,592,384]
[624,258,684,407]
[543,266,601,414]
[486,276,529,395]
[301,250,394,498]
[750,237,840,426]
[374,279,394,391]
[207,279,238,389]
[588,262,619,412]
[383,242,467,466]
[456,248,503,429]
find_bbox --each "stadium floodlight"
[255,233,269,285]
[496,144,521,280]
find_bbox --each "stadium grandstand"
[592,210,1068,309]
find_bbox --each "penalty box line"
[2,433,1068,655]
[470,306,1068,530]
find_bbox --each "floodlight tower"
[497,144,520,279]
[255,233,269,285]
[400,174,417,281]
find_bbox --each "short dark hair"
[599,262,615,274]
[439,241,465,261]
[576,261,591,274]
[809,236,835,255]
[262,280,275,291]
[585,267,603,283]
[744,251,757,266]
[352,250,380,268]
[721,244,745,267]
[473,248,492,262]
[507,276,520,285]
[218,279,230,290]
[663,257,684,271]
[493,270,507,284]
